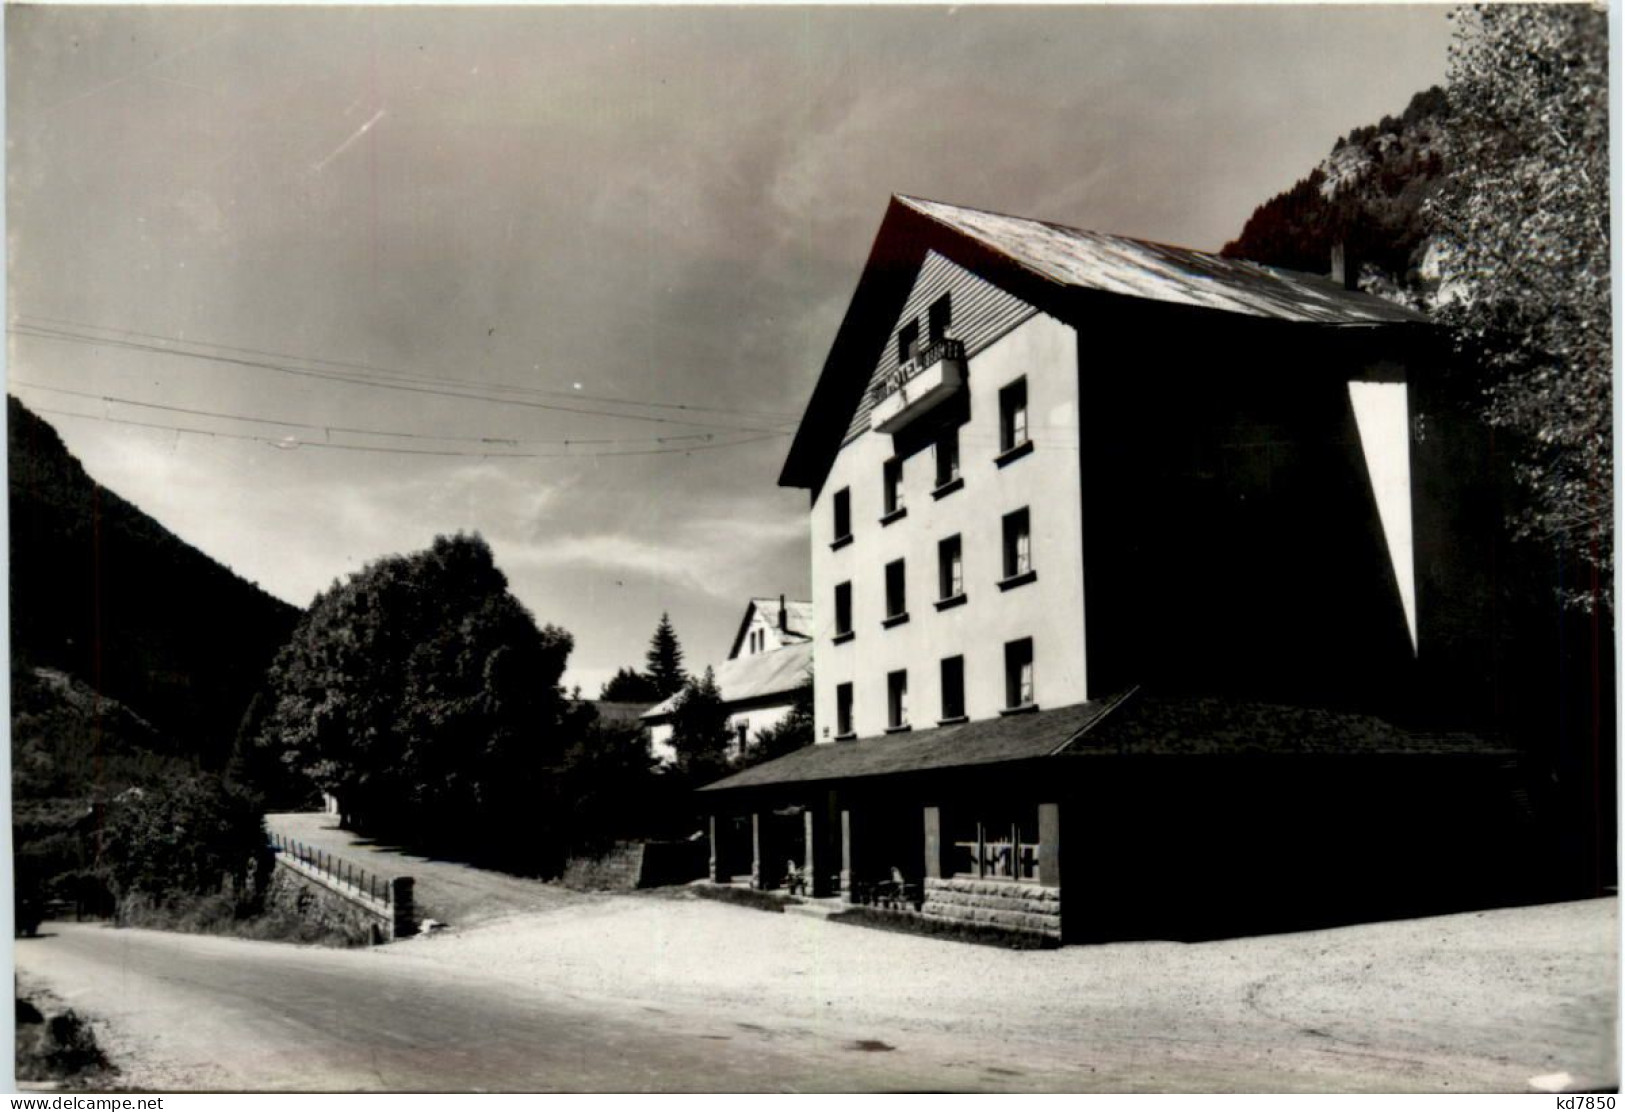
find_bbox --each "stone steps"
[782,897,847,920]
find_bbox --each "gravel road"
[14,891,1617,1092]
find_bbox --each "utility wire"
[9,380,724,448]
[12,313,805,424]
[11,322,796,436]
[27,403,787,460]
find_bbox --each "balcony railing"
[869,337,967,434]
[870,337,966,405]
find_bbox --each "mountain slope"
[1222,86,1450,305]
[9,396,301,765]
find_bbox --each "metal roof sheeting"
[898,196,1428,327]
[643,642,813,721]
[844,250,1038,442]
[698,691,1511,792]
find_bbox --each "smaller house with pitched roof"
[643,596,814,764]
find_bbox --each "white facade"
[648,701,798,765]
[811,271,1089,744]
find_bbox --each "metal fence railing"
[268,831,394,906]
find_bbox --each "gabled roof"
[727,597,814,660]
[780,195,1429,491]
[643,642,813,722]
[898,196,1426,328]
[698,690,1513,793]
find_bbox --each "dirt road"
[264,811,585,927]
[14,895,1617,1092]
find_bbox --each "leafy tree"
[667,667,732,783]
[559,710,661,854]
[645,613,688,698]
[101,774,268,911]
[599,666,663,703]
[1429,4,1610,608]
[254,533,576,868]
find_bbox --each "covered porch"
[696,701,1105,940]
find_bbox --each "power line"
[26,402,787,460]
[11,322,795,435]
[10,380,723,448]
[12,313,805,424]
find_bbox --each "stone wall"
[561,840,708,891]
[267,854,414,944]
[920,876,1062,940]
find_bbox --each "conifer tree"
[645,612,688,698]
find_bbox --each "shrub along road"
[13,893,1617,1092]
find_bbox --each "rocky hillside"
[9,396,301,767]
[1222,86,1450,307]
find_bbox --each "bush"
[101,773,269,916]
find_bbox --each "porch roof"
[697,697,1125,792]
[696,689,1515,793]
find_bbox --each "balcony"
[869,337,966,434]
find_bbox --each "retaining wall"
[920,876,1062,940]
[269,851,414,943]
[561,840,708,891]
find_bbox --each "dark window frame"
[999,377,1030,455]
[940,655,966,723]
[887,669,910,731]
[836,682,854,738]
[884,559,908,621]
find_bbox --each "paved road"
[265,811,584,927]
[14,923,977,1092]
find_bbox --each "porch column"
[751,812,777,890]
[923,805,946,880]
[804,803,834,898]
[1038,802,1062,888]
[707,815,727,883]
[840,809,854,902]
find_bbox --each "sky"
[6,4,1457,696]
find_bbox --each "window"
[999,378,1030,454]
[836,683,854,737]
[832,487,851,544]
[938,535,964,601]
[928,293,953,344]
[882,457,905,518]
[735,722,749,754]
[897,319,920,364]
[1002,508,1033,581]
[940,656,965,721]
[834,581,853,639]
[887,670,909,730]
[950,809,1040,882]
[1004,638,1035,710]
[934,428,960,490]
[885,559,907,621]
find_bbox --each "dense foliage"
[599,666,663,703]
[645,612,688,698]
[667,667,733,783]
[100,774,269,911]
[253,533,579,869]
[1429,4,1611,606]
[558,710,664,854]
